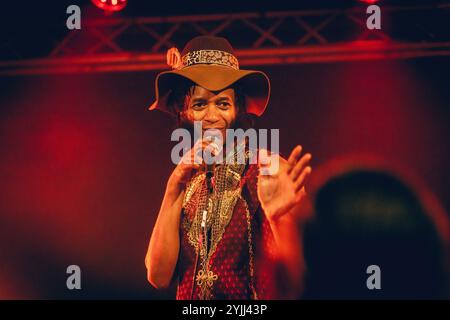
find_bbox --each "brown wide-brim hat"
[148,36,270,117]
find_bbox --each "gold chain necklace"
[182,142,251,299]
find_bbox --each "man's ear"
[180,109,193,121]
[178,108,197,127]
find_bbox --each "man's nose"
[204,105,220,122]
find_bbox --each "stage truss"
[1,3,449,75]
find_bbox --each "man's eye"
[218,102,230,108]
[192,103,206,109]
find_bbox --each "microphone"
[203,131,221,194]
[205,163,215,194]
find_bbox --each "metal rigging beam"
[1,3,449,75]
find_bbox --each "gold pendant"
[196,269,218,300]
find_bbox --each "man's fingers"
[294,166,312,192]
[287,145,302,171]
[182,162,201,170]
[290,153,312,180]
[191,139,221,163]
[204,142,220,156]
[181,153,203,165]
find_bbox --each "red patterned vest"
[175,163,278,300]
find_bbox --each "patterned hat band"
[166,48,240,70]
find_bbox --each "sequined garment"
[176,158,279,300]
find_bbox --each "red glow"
[360,0,379,4]
[91,0,127,12]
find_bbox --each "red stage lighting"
[91,0,128,12]
[359,0,379,4]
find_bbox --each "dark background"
[0,0,449,299]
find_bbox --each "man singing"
[145,36,312,299]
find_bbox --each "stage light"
[91,0,128,12]
[359,0,379,4]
